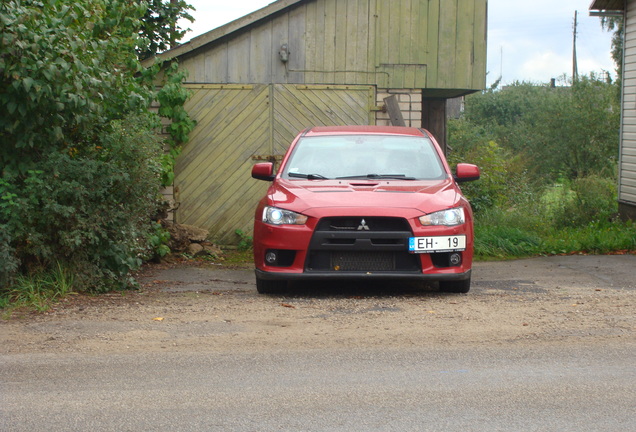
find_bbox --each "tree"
[1,0,152,174]
[537,76,620,178]
[600,16,623,80]
[0,0,193,290]
[450,76,620,184]
[138,0,195,60]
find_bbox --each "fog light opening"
[265,250,278,265]
[449,252,462,266]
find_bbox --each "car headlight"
[419,208,465,226]
[262,206,308,225]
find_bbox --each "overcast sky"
[179,0,616,87]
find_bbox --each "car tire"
[439,278,471,294]
[256,278,287,294]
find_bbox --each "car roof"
[303,125,427,137]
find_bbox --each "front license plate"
[409,235,466,253]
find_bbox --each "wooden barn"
[153,0,488,244]
[590,0,636,221]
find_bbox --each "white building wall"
[620,1,636,206]
[375,89,422,127]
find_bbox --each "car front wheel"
[439,278,471,294]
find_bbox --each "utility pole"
[572,10,579,82]
[500,46,503,81]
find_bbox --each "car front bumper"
[253,210,474,282]
[255,268,472,282]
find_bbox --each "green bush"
[550,175,618,228]
[448,75,628,259]
[0,115,163,291]
[0,1,194,298]
[448,119,535,213]
[0,0,154,174]
[0,223,18,288]
[459,77,620,180]
[448,139,509,212]
[235,229,253,252]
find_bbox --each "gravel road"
[1,255,634,355]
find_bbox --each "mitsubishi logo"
[357,219,370,231]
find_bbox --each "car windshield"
[282,134,447,180]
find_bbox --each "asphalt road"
[2,344,635,431]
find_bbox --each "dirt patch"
[1,256,634,355]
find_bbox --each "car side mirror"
[454,163,480,183]
[252,162,275,181]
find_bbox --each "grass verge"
[474,210,636,259]
[1,262,75,315]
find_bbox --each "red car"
[251,126,480,294]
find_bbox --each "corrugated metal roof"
[589,0,625,11]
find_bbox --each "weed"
[148,221,171,260]
[1,262,75,312]
[235,229,253,252]
[223,248,253,265]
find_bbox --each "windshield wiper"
[336,173,416,180]
[288,172,329,180]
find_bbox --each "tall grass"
[475,217,636,259]
[473,177,636,259]
[1,262,75,313]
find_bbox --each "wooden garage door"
[272,85,376,155]
[175,84,375,244]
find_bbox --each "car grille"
[332,251,395,271]
[306,217,420,272]
[317,217,411,232]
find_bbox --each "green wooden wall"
[178,0,487,94]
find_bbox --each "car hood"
[268,179,460,215]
